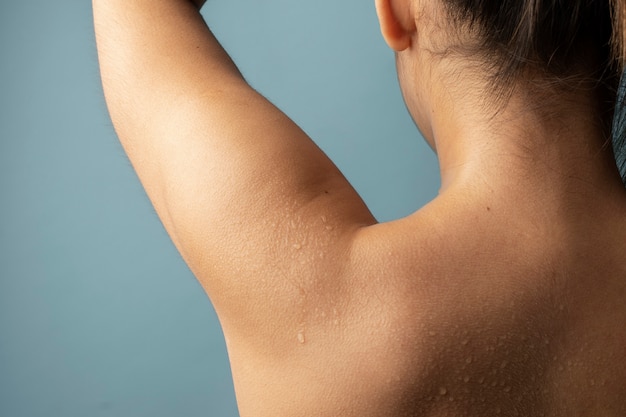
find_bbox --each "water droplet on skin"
[325,225,334,231]
[321,215,327,223]
[463,375,470,383]
[439,387,448,396]
[466,356,473,364]
[297,331,305,344]
[293,243,302,250]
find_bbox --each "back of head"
[441,0,626,184]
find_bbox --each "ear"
[375,0,414,51]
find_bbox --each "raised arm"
[92,0,375,326]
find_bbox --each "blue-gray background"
[0,1,439,416]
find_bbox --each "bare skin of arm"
[94,1,626,416]
[92,0,375,316]
[93,3,386,413]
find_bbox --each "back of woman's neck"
[432,83,624,202]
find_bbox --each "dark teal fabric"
[612,72,626,185]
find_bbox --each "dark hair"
[442,0,626,185]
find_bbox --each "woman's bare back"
[228,190,626,417]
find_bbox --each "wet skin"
[93,0,626,415]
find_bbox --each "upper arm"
[93,0,376,320]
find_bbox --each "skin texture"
[93,0,626,416]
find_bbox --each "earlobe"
[375,0,414,51]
